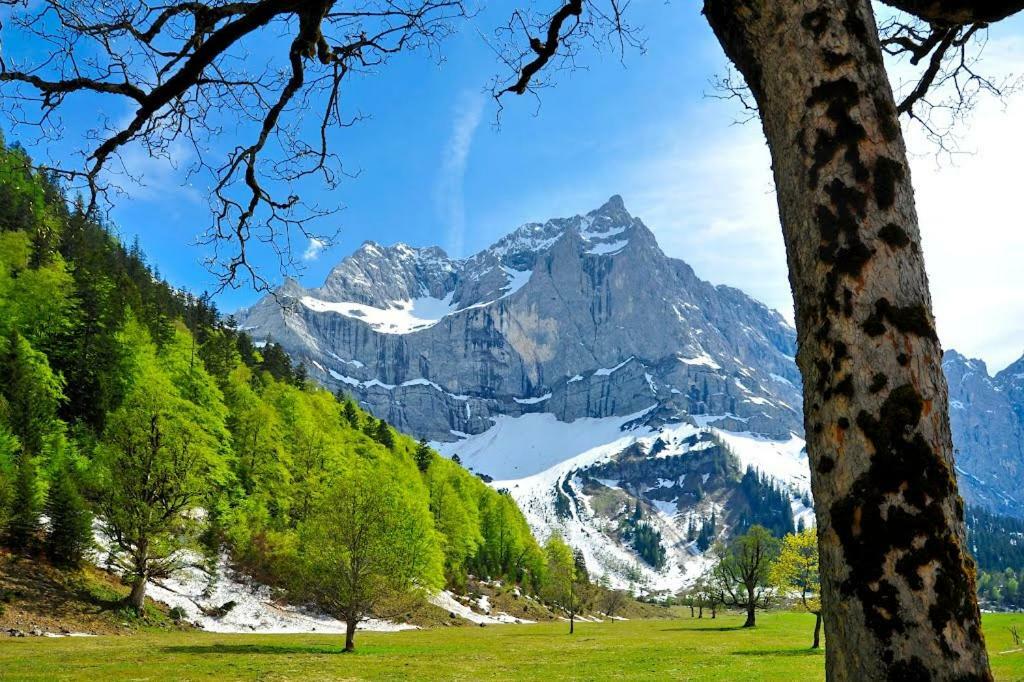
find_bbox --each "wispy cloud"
[302,237,327,262]
[609,35,1024,371]
[436,90,485,258]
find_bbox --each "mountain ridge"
[237,195,1024,590]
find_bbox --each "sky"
[5,3,1024,373]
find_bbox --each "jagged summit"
[235,197,1024,590]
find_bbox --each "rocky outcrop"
[944,350,1024,517]
[237,196,803,442]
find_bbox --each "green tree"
[7,447,41,552]
[293,461,443,652]
[45,452,93,567]
[414,439,433,473]
[1,330,65,458]
[342,398,360,429]
[712,525,779,628]
[0,425,17,535]
[374,419,395,450]
[771,528,823,648]
[542,535,586,634]
[98,337,218,613]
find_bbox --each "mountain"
[943,350,1024,517]
[237,196,1024,591]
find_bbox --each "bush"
[168,606,187,622]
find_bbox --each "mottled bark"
[703,0,990,679]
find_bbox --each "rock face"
[944,350,1024,517]
[237,196,1024,588]
[237,196,804,442]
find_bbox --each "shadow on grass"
[731,649,824,657]
[162,644,350,656]
[660,626,747,632]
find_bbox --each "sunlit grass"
[1,612,1021,681]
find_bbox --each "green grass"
[1,612,1022,681]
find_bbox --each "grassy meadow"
[1,612,1021,681]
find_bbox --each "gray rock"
[237,196,803,442]
[944,350,1024,517]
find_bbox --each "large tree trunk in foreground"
[703,0,990,679]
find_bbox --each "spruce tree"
[7,451,40,551]
[45,460,93,566]
[343,399,360,429]
[414,439,432,472]
[374,419,395,450]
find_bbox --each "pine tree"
[414,439,432,472]
[45,460,93,566]
[343,399,360,429]
[374,419,395,450]
[7,451,40,551]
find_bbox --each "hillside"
[239,196,1024,593]
[0,137,560,636]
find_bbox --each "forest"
[0,136,551,648]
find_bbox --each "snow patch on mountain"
[301,293,457,334]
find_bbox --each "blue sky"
[5,4,1024,371]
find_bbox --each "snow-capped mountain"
[943,350,1024,518]
[237,196,1024,591]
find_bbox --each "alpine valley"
[237,196,1024,593]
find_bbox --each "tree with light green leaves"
[542,534,587,634]
[97,322,225,613]
[771,527,823,648]
[293,460,443,652]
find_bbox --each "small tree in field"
[294,462,443,652]
[712,525,779,628]
[771,528,823,648]
[542,534,587,633]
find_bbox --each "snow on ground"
[91,524,414,635]
[429,591,534,624]
[678,353,721,370]
[585,239,629,256]
[435,410,810,594]
[500,266,532,297]
[710,429,810,494]
[513,392,552,405]
[433,407,657,480]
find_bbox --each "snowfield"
[435,411,811,594]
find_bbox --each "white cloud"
[436,90,485,258]
[302,237,327,262]
[613,35,1024,373]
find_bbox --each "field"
[1,612,1022,681]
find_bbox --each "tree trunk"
[698,604,703,618]
[703,0,991,679]
[126,578,147,614]
[569,611,575,634]
[711,602,716,619]
[813,611,823,650]
[743,600,756,628]
[345,617,358,652]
